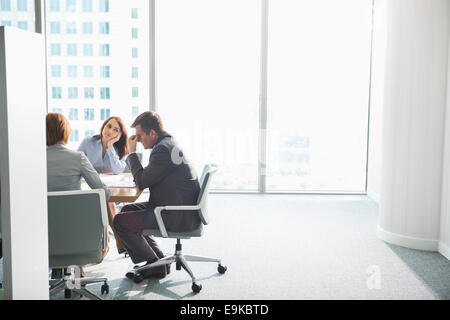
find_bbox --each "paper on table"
[98,174,136,188]
[109,180,136,188]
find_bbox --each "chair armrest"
[153,205,201,238]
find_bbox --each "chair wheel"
[101,283,109,295]
[133,272,144,284]
[218,264,227,274]
[64,289,72,299]
[192,282,202,293]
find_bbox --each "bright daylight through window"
[0,0,373,193]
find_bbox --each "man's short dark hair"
[131,111,164,135]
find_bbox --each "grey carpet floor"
[2,194,450,299]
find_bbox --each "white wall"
[439,17,450,260]
[367,0,387,204]
[0,26,49,299]
[377,0,450,252]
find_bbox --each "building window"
[68,87,78,99]
[66,22,77,34]
[132,48,138,58]
[67,43,77,56]
[67,65,77,78]
[17,0,27,11]
[99,0,108,12]
[83,44,93,56]
[131,28,138,39]
[66,0,76,12]
[17,21,28,30]
[0,0,11,11]
[83,65,94,77]
[132,106,139,117]
[99,44,109,56]
[131,8,138,19]
[100,108,110,120]
[100,87,110,99]
[49,0,60,12]
[85,130,95,138]
[50,43,61,56]
[100,65,110,78]
[82,0,92,12]
[131,67,138,78]
[1,20,12,26]
[50,21,60,34]
[84,108,94,120]
[99,22,109,34]
[69,129,79,142]
[52,107,63,114]
[52,87,62,99]
[84,87,94,99]
[82,22,93,34]
[132,87,138,98]
[68,108,78,120]
[51,65,62,78]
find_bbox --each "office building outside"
[0,0,149,149]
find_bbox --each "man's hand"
[128,135,137,153]
[106,133,122,149]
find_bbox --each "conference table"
[82,172,143,203]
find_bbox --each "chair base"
[49,272,109,300]
[132,239,226,293]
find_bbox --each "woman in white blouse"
[78,116,130,254]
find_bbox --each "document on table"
[99,174,136,188]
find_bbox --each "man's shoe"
[125,270,135,280]
[141,265,167,279]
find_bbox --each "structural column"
[0,26,49,299]
[377,0,450,251]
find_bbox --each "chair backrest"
[47,189,108,267]
[196,164,218,225]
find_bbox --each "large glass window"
[156,0,260,191]
[45,0,150,150]
[0,0,35,31]
[265,0,372,192]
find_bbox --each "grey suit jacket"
[47,144,110,200]
[127,131,201,232]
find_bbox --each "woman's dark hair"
[131,111,164,135]
[94,116,129,159]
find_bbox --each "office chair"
[48,189,110,300]
[132,164,227,293]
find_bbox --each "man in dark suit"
[113,111,201,279]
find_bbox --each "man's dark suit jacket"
[126,131,201,232]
